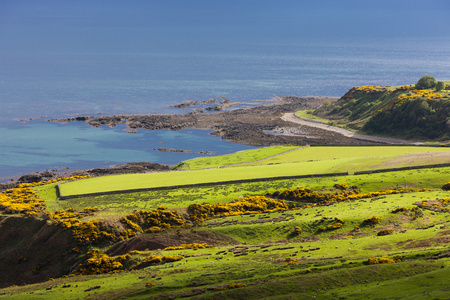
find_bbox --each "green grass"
[58,146,450,197]
[3,146,450,299]
[231,146,450,170]
[174,145,299,170]
[46,166,450,215]
[319,263,450,299]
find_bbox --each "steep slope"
[312,83,450,140]
[0,216,79,288]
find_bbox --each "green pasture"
[319,266,450,299]
[178,145,450,171]
[225,146,450,170]
[174,145,299,170]
[2,224,449,299]
[57,146,450,197]
[205,191,449,244]
[58,161,332,196]
[40,166,450,215]
[6,176,450,299]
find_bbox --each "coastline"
[2,95,430,188]
[53,96,379,147]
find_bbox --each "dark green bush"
[436,81,445,92]
[416,75,436,89]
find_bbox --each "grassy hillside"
[310,80,450,141]
[1,146,450,299]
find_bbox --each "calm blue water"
[0,120,254,180]
[0,1,449,179]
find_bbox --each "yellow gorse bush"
[120,207,186,234]
[0,187,46,215]
[0,176,90,216]
[362,216,380,226]
[366,255,402,265]
[187,195,288,223]
[76,249,129,275]
[317,216,344,232]
[373,87,443,116]
[16,175,90,188]
[342,85,387,100]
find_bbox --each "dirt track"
[281,113,424,145]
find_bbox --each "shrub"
[436,81,445,92]
[76,249,130,275]
[362,216,380,226]
[392,207,409,213]
[317,217,344,232]
[284,257,298,265]
[442,182,450,191]
[416,75,436,89]
[410,206,424,219]
[333,183,348,190]
[377,229,395,236]
[366,256,396,265]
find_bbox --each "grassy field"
[2,145,450,299]
[45,167,450,217]
[174,145,299,170]
[58,146,450,197]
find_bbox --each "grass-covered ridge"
[309,78,450,141]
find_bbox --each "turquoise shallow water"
[0,121,254,180]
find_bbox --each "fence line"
[58,162,450,200]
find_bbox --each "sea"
[1,2,450,181]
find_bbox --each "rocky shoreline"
[54,96,381,147]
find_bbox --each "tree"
[436,81,445,92]
[416,75,436,89]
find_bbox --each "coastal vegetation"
[309,76,450,141]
